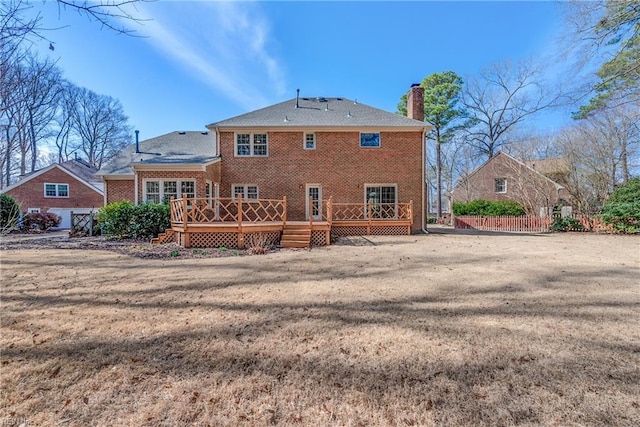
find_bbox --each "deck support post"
[282,196,287,227]
[367,201,372,235]
[408,200,413,235]
[237,195,244,248]
[326,196,333,245]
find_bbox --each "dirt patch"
[1,233,639,426]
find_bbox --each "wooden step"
[151,228,175,245]
[281,225,312,248]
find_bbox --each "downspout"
[134,171,139,205]
[421,127,429,234]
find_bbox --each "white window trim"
[359,132,381,148]
[234,132,269,157]
[44,183,69,198]
[303,132,316,150]
[364,183,398,204]
[232,184,259,201]
[142,179,196,203]
[495,178,507,194]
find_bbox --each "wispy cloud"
[127,1,286,109]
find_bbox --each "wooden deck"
[158,196,413,248]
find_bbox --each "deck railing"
[330,201,413,222]
[170,196,287,226]
[170,196,413,227]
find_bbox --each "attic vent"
[201,131,208,135]
[178,131,186,135]
[336,98,343,101]
[302,97,310,100]
[317,97,327,103]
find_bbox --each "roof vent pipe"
[295,89,300,108]
[135,130,140,154]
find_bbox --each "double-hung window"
[143,179,196,203]
[232,184,259,201]
[304,133,316,150]
[494,178,507,194]
[235,133,268,157]
[44,183,69,198]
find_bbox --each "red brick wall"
[5,166,103,212]
[452,154,567,214]
[219,131,423,229]
[105,179,134,204]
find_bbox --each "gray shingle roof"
[59,159,101,186]
[209,97,426,128]
[98,131,217,176]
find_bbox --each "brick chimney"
[407,83,424,122]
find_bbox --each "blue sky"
[34,1,570,140]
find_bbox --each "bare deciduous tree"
[461,60,564,160]
[70,87,131,169]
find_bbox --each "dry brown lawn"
[1,231,639,426]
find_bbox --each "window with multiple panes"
[44,183,69,198]
[235,133,268,157]
[365,184,397,218]
[232,184,259,201]
[360,132,381,148]
[143,180,195,203]
[494,178,507,193]
[304,133,316,150]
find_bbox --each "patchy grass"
[1,233,639,426]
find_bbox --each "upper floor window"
[495,178,507,194]
[360,132,380,148]
[235,133,268,157]
[304,133,316,150]
[44,183,69,198]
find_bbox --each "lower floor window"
[365,184,397,218]
[232,184,259,201]
[144,179,196,203]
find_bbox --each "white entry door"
[305,185,322,220]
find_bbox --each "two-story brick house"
[99,85,430,246]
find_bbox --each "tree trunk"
[436,128,442,218]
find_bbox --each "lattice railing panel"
[311,230,328,246]
[241,200,285,222]
[332,204,366,221]
[330,203,412,221]
[189,232,238,248]
[170,199,184,223]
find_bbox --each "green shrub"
[130,202,170,238]
[0,194,20,232]
[21,212,62,231]
[601,179,640,234]
[98,201,170,239]
[97,201,135,237]
[606,177,640,204]
[601,202,640,234]
[452,199,526,216]
[551,216,584,232]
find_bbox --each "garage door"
[48,208,95,229]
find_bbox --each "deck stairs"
[151,228,176,245]
[280,223,312,248]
